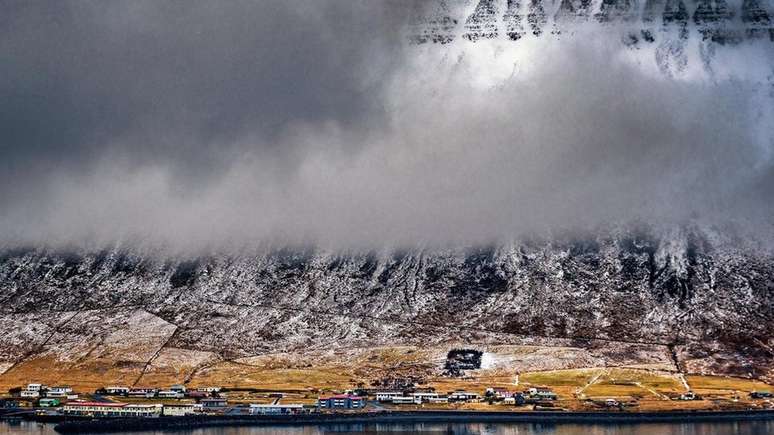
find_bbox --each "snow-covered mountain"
[410,0,773,44]
[1,0,773,388]
[409,0,774,76]
[1,224,772,382]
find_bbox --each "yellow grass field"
[686,375,773,396]
[2,344,773,413]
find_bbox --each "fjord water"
[2,421,774,435]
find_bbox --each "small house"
[487,387,518,399]
[26,384,44,392]
[104,386,130,395]
[197,387,222,393]
[249,404,304,415]
[45,386,72,398]
[526,387,557,400]
[391,396,420,404]
[128,388,157,398]
[375,392,402,402]
[158,390,185,399]
[449,391,479,401]
[170,384,187,393]
[200,398,227,408]
[47,386,72,394]
[411,392,439,402]
[162,404,196,416]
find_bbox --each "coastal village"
[2,344,774,424]
[2,344,774,427]
[2,379,772,420]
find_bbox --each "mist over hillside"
[1,1,773,389]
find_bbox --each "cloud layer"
[2,1,774,251]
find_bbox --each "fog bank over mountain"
[2,0,774,251]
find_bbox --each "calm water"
[2,421,773,435]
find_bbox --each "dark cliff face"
[1,225,772,377]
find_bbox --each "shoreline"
[51,410,774,433]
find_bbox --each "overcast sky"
[2,0,774,251]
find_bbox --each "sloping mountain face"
[1,224,773,383]
[408,0,774,80]
[411,0,773,44]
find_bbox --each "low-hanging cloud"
[2,0,774,252]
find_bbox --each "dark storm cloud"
[2,0,774,251]
[0,0,411,197]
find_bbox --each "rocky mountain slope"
[411,0,774,44]
[1,224,772,385]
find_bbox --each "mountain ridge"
[1,224,772,384]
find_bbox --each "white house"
[48,386,72,394]
[46,386,73,398]
[20,390,40,398]
[449,391,479,401]
[26,384,44,392]
[411,392,439,402]
[170,384,187,393]
[197,387,222,393]
[162,404,196,416]
[391,396,420,405]
[158,390,185,399]
[375,392,402,402]
[249,404,304,415]
[128,388,157,398]
[105,386,130,395]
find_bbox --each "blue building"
[317,394,365,409]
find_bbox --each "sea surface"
[2,420,774,435]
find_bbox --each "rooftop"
[320,394,362,400]
[65,402,127,407]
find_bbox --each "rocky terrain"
[411,0,774,44]
[0,223,772,390]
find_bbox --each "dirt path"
[576,368,606,398]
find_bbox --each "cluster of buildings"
[0,382,229,415]
[1,379,567,419]
[374,390,476,405]
[15,384,78,400]
[2,384,80,408]
[1,381,320,418]
[97,385,222,400]
[372,386,557,406]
